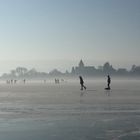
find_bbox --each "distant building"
[79,60,85,68]
[71,60,96,75]
[102,62,116,74]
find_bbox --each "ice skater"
[105,75,111,90]
[23,79,26,84]
[79,76,86,90]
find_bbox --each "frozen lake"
[0,79,140,140]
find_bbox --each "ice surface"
[0,79,140,140]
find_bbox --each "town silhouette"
[1,60,140,79]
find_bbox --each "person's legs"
[108,83,110,89]
[81,84,83,90]
[83,85,86,90]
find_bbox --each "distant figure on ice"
[79,76,86,90]
[55,79,59,84]
[23,79,26,84]
[105,75,111,90]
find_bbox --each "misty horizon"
[0,59,140,75]
[0,60,140,79]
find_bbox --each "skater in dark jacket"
[107,75,111,89]
[79,76,86,90]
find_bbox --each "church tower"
[79,59,84,68]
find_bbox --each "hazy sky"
[0,0,140,74]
